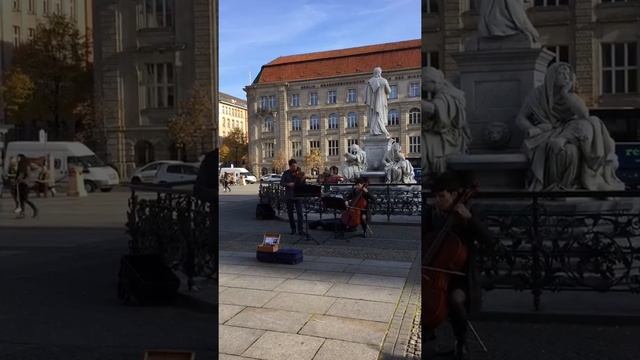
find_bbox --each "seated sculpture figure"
[516,62,624,191]
[341,144,367,182]
[384,142,416,184]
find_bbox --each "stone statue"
[516,62,625,191]
[478,0,539,43]
[341,144,367,182]
[384,142,416,184]
[365,67,391,138]
[421,67,472,176]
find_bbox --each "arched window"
[329,166,339,175]
[292,116,301,131]
[328,113,339,129]
[135,140,155,166]
[388,109,399,126]
[310,115,320,130]
[263,116,273,132]
[347,112,357,128]
[261,167,269,176]
[409,108,421,124]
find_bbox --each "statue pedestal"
[363,135,391,172]
[451,47,554,152]
[360,171,386,184]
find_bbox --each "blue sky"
[219,0,421,99]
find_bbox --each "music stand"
[321,196,346,239]
[293,184,322,245]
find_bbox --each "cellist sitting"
[343,177,372,237]
[423,171,492,360]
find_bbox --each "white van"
[4,141,120,193]
[219,167,257,183]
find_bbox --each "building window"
[409,136,421,154]
[393,137,400,145]
[389,85,398,99]
[309,140,320,150]
[269,95,277,110]
[310,115,320,130]
[309,92,318,106]
[388,109,399,126]
[143,63,174,108]
[347,139,359,147]
[263,116,273,132]
[292,116,301,131]
[409,82,420,97]
[290,94,299,107]
[534,0,568,5]
[545,45,569,67]
[55,0,61,14]
[13,26,20,48]
[70,0,75,19]
[262,142,274,159]
[260,96,269,111]
[423,51,440,69]
[409,108,421,124]
[328,140,339,156]
[328,113,339,129]
[28,0,34,13]
[138,0,174,29]
[13,0,20,11]
[43,0,48,14]
[292,142,302,157]
[346,89,357,103]
[28,28,35,40]
[347,112,358,128]
[327,90,337,104]
[602,42,638,94]
[423,0,439,14]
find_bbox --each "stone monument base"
[447,153,528,190]
[363,136,392,172]
[360,171,386,184]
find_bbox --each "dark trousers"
[17,183,37,215]
[286,199,303,232]
[448,282,468,344]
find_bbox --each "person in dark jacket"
[422,171,492,360]
[280,159,304,235]
[15,154,38,218]
[194,150,218,203]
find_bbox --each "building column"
[574,0,596,106]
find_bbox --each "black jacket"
[194,150,218,203]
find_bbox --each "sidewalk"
[216,251,417,360]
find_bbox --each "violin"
[422,183,477,331]
[341,182,368,230]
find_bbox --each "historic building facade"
[422,0,640,140]
[245,40,422,177]
[93,0,217,178]
[219,92,247,138]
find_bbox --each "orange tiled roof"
[255,39,421,84]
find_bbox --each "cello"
[422,183,477,331]
[341,181,368,230]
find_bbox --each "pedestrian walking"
[223,172,232,192]
[15,154,38,218]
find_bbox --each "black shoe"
[454,340,469,360]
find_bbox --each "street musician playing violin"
[423,171,492,360]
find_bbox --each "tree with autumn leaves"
[167,86,212,161]
[220,127,248,166]
[2,14,92,140]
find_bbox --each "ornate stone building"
[219,92,247,139]
[245,40,422,177]
[422,0,640,140]
[93,0,217,178]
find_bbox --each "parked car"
[152,163,200,185]
[130,161,183,184]
[260,174,282,183]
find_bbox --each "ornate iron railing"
[126,183,216,289]
[424,190,640,310]
[259,182,422,221]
